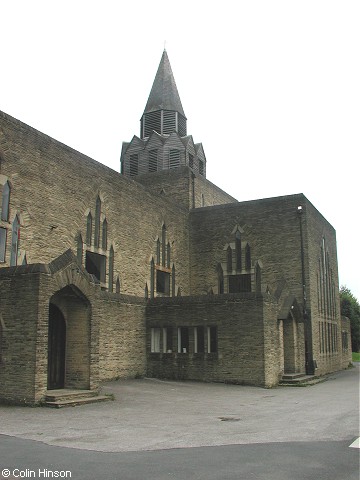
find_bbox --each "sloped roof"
[143,50,186,117]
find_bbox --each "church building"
[0,51,351,405]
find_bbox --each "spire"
[143,50,185,116]
[140,50,187,138]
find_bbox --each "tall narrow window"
[156,239,161,265]
[167,242,171,269]
[102,219,108,250]
[1,181,10,222]
[129,154,139,176]
[77,234,83,264]
[151,328,161,353]
[207,327,217,353]
[116,277,121,294]
[178,327,189,353]
[245,243,251,270]
[94,196,101,248]
[109,246,114,292]
[86,213,92,245]
[162,224,166,267]
[172,264,176,297]
[148,149,158,172]
[235,230,241,270]
[217,264,224,294]
[255,263,262,293]
[194,326,205,353]
[0,227,6,262]
[163,327,173,353]
[150,258,155,298]
[10,215,20,266]
[227,246,232,272]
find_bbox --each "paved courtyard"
[0,364,359,452]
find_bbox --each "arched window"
[235,230,241,270]
[217,264,224,294]
[94,196,101,248]
[245,243,251,270]
[150,258,155,298]
[255,263,262,293]
[167,242,171,269]
[77,234,83,264]
[10,215,20,266]
[0,227,6,263]
[116,277,121,294]
[156,239,160,265]
[162,224,166,267]
[86,213,92,245]
[172,264,176,297]
[102,219,108,250]
[1,181,10,222]
[109,246,114,292]
[227,246,232,273]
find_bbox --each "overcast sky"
[1,1,359,301]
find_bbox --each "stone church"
[0,51,351,405]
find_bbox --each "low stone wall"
[146,293,275,387]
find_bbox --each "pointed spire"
[143,50,186,117]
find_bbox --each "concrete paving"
[0,364,359,453]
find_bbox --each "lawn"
[352,352,360,362]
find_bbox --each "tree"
[340,286,360,352]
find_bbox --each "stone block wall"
[146,294,271,387]
[97,294,146,381]
[189,194,307,298]
[304,198,343,375]
[0,267,41,404]
[135,166,236,210]
[0,111,190,298]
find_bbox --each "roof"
[143,50,186,117]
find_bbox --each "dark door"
[47,304,66,389]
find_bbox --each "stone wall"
[0,267,40,404]
[135,166,236,210]
[0,110,190,298]
[146,293,276,387]
[0,254,147,404]
[189,194,307,298]
[304,198,344,375]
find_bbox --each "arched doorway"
[278,298,306,376]
[47,285,91,390]
[47,304,66,389]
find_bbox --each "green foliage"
[340,286,360,352]
[352,352,360,362]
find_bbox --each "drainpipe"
[297,205,314,375]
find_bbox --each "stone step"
[45,389,100,402]
[45,389,113,407]
[282,373,307,380]
[279,374,326,387]
[45,395,111,408]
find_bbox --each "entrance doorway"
[47,285,91,391]
[47,304,66,389]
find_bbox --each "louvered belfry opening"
[141,110,187,138]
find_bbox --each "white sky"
[1,1,359,301]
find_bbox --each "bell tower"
[120,50,206,179]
